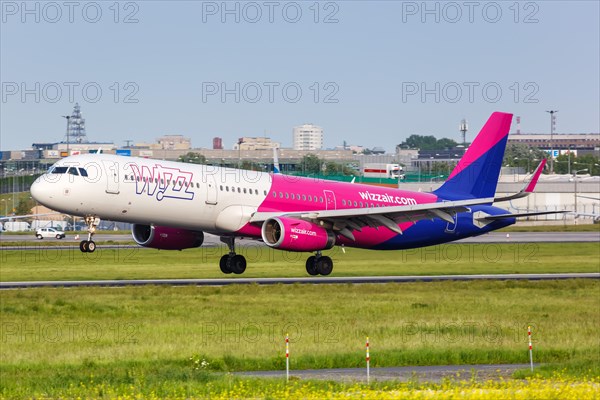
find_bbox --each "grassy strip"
[1,242,598,281]
[0,280,598,397]
[499,224,599,232]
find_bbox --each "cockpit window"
[51,167,68,174]
[78,168,88,177]
[67,167,80,176]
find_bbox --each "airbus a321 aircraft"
[31,112,559,276]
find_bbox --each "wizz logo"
[130,164,194,201]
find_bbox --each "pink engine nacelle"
[132,224,204,250]
[261,217,335,252]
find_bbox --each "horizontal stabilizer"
[477,210,568,221]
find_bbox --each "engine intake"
[132,224,204,250]
[261,217,335,252]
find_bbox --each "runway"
[238,363,537,383]
[1,231,598,248]
[1,272,598,290]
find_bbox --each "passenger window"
[342,200,346,206]
[285,193,289,199]
[308,195,312,201]
[279,192,283,198]
[319,197,323,203]
[359,202,363,207]
[273,192,277,198]
[302,195,307,201]
[237,188,241,193]
[243,188,247,194]
[353,201,358,207]
[291,194,295,200]
[226,186,229,192]
[196,183,200,188]
[220,185,223,191]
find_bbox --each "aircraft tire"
[229,255,247,274]
[305,256,318,276]
[80,240,88,252]
[219,255,232,274]
[316,256,333,276]
[87,241,96,253]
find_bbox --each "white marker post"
[366,336,370,384]
[285,333,290,381]
[528,326,533,372]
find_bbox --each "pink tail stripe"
[447,112,513,180]
[525,159,547,193]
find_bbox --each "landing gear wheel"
[229,255,247,275]
[316,256,333,276]
[219,237,247,275]
[220,255,232,274]
[305,256,318,276]
[80,216,100,253]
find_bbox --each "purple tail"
[434,112,513,200]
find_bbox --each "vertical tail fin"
[434,112,513,200]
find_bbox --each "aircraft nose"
[30,178,42,202]
[30,176,53,204]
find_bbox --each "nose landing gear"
[79,216,100,253]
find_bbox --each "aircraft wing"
[0,212,63,221]
[494,159,546,202]
[249,197,494,240]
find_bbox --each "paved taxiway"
[238,363,537,383]
[1,273,598,290]
[1,231,598,245]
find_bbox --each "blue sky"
[1,1,599,152]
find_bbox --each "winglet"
[524,158,546,193]
[494,159,547,202]
[273,148,280,174]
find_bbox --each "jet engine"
[261,217,335,252]
[132,224,204,250]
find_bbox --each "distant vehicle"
[3,221,31,232]
[363,163,403,179]
[35,227,66,239]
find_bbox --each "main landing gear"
[305,251,333,276]
[79,216,100,253]
[219,237,247,274]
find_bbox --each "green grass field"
[1,243,598,398]
[0,242,598,282]
[1,280,598,398]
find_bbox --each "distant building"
[508,133,599,149]
[213,137,223,150]
[233,137,280,151]
[293,124,323,151]
[136,135,192,150]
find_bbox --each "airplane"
[30,112,564,275]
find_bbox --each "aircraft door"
[102,160,120,194]
[324,190,336,210]
[205,174,218,205]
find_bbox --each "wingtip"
[525,159,547,193]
